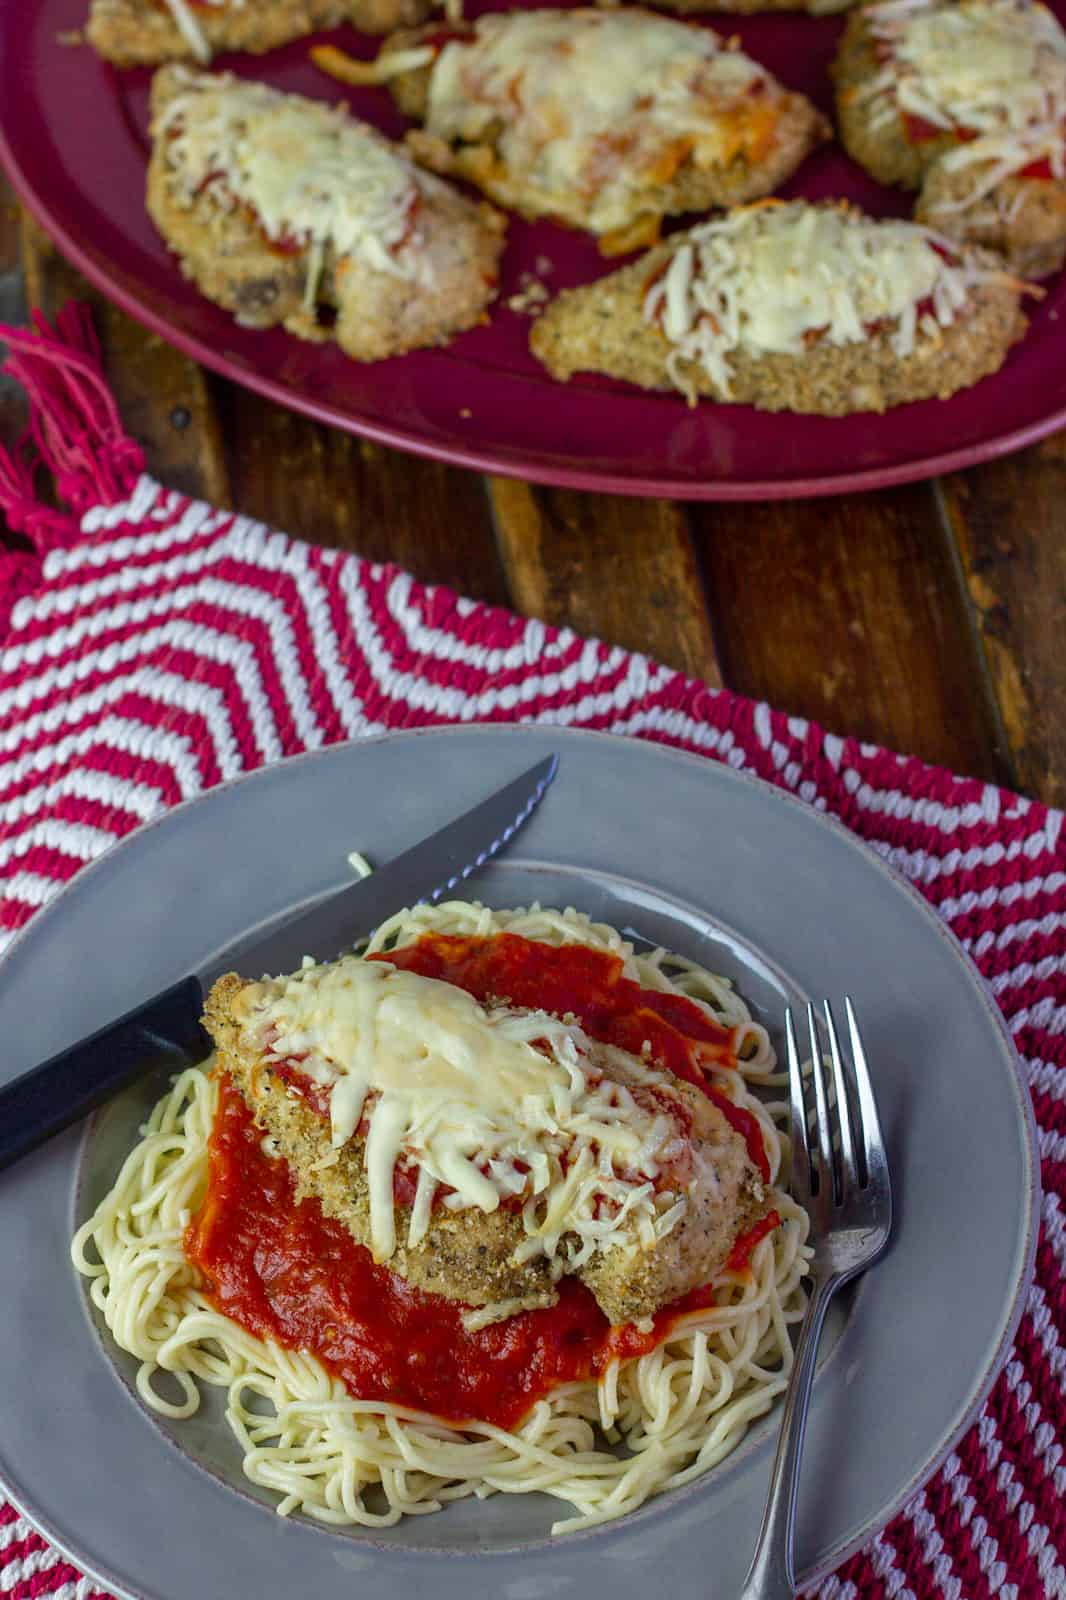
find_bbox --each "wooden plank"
[939,442,1066,807]
[689,485,1014,785]
[20,213,230,509]
[488,478,723,684]
[216,383,511,606]
[0,175,29,467]
[0,177,26,326]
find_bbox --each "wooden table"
[3,173,1064,807]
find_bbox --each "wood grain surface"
[0,183,27,454]
[2,173,1062,804]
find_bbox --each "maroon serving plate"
[2,0,1065,498]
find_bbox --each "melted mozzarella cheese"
[157,72,424,298]
[895,4,1051,127]
[861,0,1066,196]
[643,203,985,398]
[245,954,692,1268]
[425,8,779,233]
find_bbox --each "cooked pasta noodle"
[72,902,810,1534]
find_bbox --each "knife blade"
[0,753,558,1176]
[199,753,557,986]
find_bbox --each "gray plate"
[0,726,1039,1600]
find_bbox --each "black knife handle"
[0,975,208,1175]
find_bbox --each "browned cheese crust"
[833,5,1066,275]
[88,0,431,66]
[146,67,505,364]
[203,971,769,1326]
[529,235,1027,414]
[382,24,829,241]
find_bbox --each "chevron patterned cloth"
[0,309,1062,1600]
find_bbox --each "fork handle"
[738,1273,840,1600]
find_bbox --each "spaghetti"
[72,901,810,1534]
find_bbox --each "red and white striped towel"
[0,309,1062,1600]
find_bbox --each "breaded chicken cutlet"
[834,0,1066,277]
[146,67,504,362]
[530,200,1028,414]
[203,953,771,1328]
[87,0,431,66]
[314,8,828,254]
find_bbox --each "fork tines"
[785,998,891,1219]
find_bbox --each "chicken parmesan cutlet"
[76,901,808,1532]
[146,67,504,362]
[203,933,772,1328]
[530,200,1029,413]
[313,8,828,254]
[835,0,1066,277]
[87,0,431,66]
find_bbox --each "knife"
[0,753,558,1175]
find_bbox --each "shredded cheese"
[243,953,699,1271]
[161,0,211,62]
[459,1296,551,1332]
[424,8,785,234]
[859,0,1066,204]
[159,0,245,63]
[643,202,986,399]
[157,71,426,307]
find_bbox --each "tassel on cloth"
[0,303,146,555]
[0,426,73,555]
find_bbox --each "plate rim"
[2,56,1064,500]
[0,723,1042,1597]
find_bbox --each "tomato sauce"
[373,932,770,1182]
[416,25,472,53]
[1020,157,1056,179]
[186,1077,772,1428]
[725,1209,780,1272]
[902,111,954,144]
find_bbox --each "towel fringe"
[0,304,145,555]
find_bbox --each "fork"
[739,998,893,1600]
